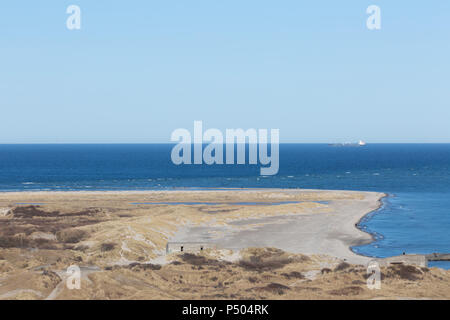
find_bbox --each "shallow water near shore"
[0,144,449,268]
[352,193,450,268]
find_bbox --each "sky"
[0,1,449,143]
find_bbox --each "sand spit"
[0,189,448,300]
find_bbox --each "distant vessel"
[329,140,367,147]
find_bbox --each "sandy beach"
[0,189,449,300]
[167,190,384,264]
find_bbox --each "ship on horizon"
[329,140,367,147]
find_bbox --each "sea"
[0,144,448,269]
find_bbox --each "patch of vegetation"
[298,286,322,292]
[282,271,304,279]
[384,264,424,281]
[0,206,103,248]
[321,268,332,274]
[73,244,89,252]
[239,248,292,271]
[11,206,59,218]
[180,253,208,265]
[328,286,364,296]
[248,276,258,283]
[12,206,100,218]
[260,283,290,295]
[0,235,29,248]
[334,262,351,272]
[292,254,311,263]
[128,263,162,271]
[41,269,62,288]
[101,242,116,252]
[56,229,86,243]
[179,253,229,267]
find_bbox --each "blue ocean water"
[0,144,449,268]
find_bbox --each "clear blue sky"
[1,1,449,143]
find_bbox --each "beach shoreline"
[351,193,388,258]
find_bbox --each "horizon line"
[0,142,450,145]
